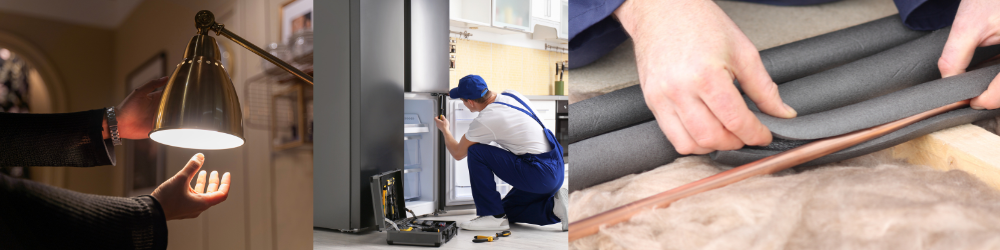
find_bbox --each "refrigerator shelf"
[404,124,429,134]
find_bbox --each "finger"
[733,49,797,119]
[939,27,980,78]
[147,89,164,101]
[140,76,170,93]
[180,153,205,182]
[646,92,714,155]
[700,77,773,146]
[201,173,231,206]
[218,172,231,194]
[207,171,220,193]
[971,73,1000,109]
[195,170,207,194]
[674,92,744,151]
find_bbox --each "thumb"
[939,28,979,78]
[733,50,797,118]
[179,153,205,182]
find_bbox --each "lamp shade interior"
[149,129,245,150]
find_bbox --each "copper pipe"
[568,100,971,242]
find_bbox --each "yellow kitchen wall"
[449,38,568,95]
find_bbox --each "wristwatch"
[106,106,122,146]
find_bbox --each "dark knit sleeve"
[0,108,115,167]
[0,173,168,250]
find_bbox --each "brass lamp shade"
[149,32,244,149]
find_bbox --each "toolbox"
[370,169,459,247]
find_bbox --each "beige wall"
[0,10,117,195]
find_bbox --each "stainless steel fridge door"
[406,0,449,93]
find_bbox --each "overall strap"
[501,93,537,117]
[492,102,544,128]
[493,93,545,128]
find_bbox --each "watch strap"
[106,107,122,146]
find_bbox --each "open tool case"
[371,169,458,247]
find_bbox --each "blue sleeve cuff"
[894,0,960,31]
[569,16,629,69]
[569,0,627,40]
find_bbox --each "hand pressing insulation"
[613,0,797,155]
[940,0,1000,110]
[151,153,231,221]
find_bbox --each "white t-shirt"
[465,90,552,155]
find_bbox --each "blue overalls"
[466,93,565,225]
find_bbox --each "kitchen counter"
[525,95,568,101]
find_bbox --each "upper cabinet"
[559,0,567,39]
[494,0,532,32]
[531,0,560,24]
[450,0,567,41]
[451,0,492,27]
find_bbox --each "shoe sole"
[555,188,569,231]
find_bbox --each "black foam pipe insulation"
[715,64,1000,166]
[712,107,1000,168]
[568,58,1000,192]
[754,29,1000,140]
[568,15,929,144]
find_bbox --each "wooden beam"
[890,123,1000,190]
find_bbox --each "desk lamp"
[149,10,313,149]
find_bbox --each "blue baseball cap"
[449,75,489,99]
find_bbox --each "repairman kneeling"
[434,75,568,231]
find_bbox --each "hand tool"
[497,231,511,237]
[472,235,496,243]
[567,100,972,242]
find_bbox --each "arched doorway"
[0,31,69,187]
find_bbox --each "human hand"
[434,114,450,132]
[613,0,797,155]
[114,76,169,139]
[150,153,231,221]
[938,0,1000,109]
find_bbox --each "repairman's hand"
[106,76,170,140]
[939,0,1000,109]
[434,115,450,133]
[613,0,797,155]
[151,153,231,221]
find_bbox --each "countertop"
[524,95,568,101]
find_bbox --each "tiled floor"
[313,209,567,249]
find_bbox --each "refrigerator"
[314,0,405,232]
[402,0,485,213]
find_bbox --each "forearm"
[0,173,168,250]
[0,109,115,167]
[441,130,467,160]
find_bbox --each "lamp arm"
[214,25,314,84]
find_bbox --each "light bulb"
[149,128,245,150]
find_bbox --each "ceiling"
[0,0,144,29]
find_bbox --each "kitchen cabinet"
[450,0,492,27]
[559,0,568,39]
[492,0,532,32]
[451,0,568,40]
[531,0,561,24]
